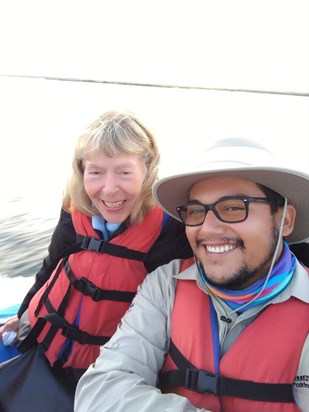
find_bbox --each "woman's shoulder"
[290,242,309,267]
[144,215,193,272]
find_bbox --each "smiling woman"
[0,109,193,412]
[67,110,159,225]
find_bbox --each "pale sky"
[1,0,309,93]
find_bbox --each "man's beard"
[204,223,279,290]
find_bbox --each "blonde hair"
[63,111,160,225]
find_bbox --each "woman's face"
[84,151,147,223]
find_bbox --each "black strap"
[18,292,111,355]
[159,369,294,402]
[77,235,147,261]
[19,305,110,354]
[169,339,195,369]
[64,259,136,302]
[39,280,73,352]
[18,317,47,352]
[158,340,294,403]
[18,278,73,354]
[18,262,71,353]
[43,311,110,346]
[34,259,65,316]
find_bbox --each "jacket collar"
[175,258,309,304]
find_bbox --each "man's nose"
[200,208,224,230]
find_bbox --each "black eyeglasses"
[176,196,284,226]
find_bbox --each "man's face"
[185,176,286,289]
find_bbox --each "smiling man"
[75,138,309,412]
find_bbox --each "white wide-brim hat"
[153,138,309,244]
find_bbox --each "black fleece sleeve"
[290,242,309,267]
[144,216,193,273]
[17,208,76,318]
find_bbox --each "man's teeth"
[105,201,123,208]
[206,245,234,253]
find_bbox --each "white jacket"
[75,259,309,412]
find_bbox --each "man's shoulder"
[144,258,195,289]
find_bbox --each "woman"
[0,111,192,412]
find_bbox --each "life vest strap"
[158,339,294,403]
[18,317,47,352]
[19,300,110,356]
[159,368,294,402]
[77,235,147,261]
[34,260,64,317]
[61,322,109,346]
[42,300,110,346]
[64,260,136,302]
[24,310,110,348]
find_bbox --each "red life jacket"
[25,206,164,368]
[159,260,308,412]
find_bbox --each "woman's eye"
[86,169,102,176]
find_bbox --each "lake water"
[0,76,308,310]
[0,194,59,308]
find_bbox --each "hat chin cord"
[199,198,288,323]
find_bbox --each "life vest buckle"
[81,236,105,253]
[62,324,89,345]
[185,369,221,396]
[79,277,100,301]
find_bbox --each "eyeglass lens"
[179,198,248,225]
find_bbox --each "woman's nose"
[102,174,119,193]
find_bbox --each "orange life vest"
[25,206,164,368]
[159,260,308,412]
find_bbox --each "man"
[75,138,309,411]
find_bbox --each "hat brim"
[153,166,309,244]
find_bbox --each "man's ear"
[281,204,296,237]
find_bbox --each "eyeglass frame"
[176,196,285,226]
